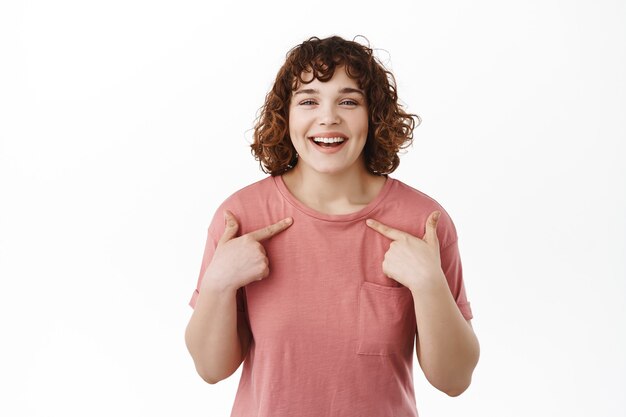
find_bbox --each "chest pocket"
[356,282,416,356]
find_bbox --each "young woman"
[185,35,479,417]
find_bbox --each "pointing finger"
[247,217,293,242]
[218,210,240,245]
[365,218,408,241]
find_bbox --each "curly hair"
[251,35,420,176]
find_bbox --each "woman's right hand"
[200,210,293,293]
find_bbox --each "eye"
[340,99,359,106]
[299,99,317,106]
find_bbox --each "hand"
[201,210,293,292]
[365,211,444,291]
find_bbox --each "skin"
[282,65,386,214]
[287,65,368,176]
[186,65,480,395]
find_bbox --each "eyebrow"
[293,87,365,96]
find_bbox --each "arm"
[411,274,480,396]
[365,211,479,396]
[185,284,251,384]
[185,211,292,384]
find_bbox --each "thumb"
[218,210,239,245]
[424,210,441,246]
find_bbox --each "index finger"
[246,217,293,241]
[365,218,408,241]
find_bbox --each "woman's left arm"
[365,211,480,397]
[409,271,479,396]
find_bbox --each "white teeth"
[311,137,346,143]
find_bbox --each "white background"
[1,0,625,416]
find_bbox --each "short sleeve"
[439,239,473,320]
[188,210,246,313]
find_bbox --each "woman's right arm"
[185,283,251,384]
[184,210,292,384]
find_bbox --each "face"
[288,66,369,176]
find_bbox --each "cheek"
[287,123,298,142]
[288,111,307,133]
[347,110,369,131]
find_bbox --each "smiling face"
[287,66,369,177]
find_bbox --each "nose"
[319,104,340,126]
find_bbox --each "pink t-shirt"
[189,175,473,417]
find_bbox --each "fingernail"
[285,217,293,225]
[366,219,373,226]
[434,211,441,221]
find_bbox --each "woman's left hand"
[365,211,445,291]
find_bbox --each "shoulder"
[206,176,279,236]
[219,176,276,209]
[385,177,459,248]
[387,177,445,207]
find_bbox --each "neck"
[281,160,386,212]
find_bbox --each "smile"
[311,137,345,145]
[307,136,348,153]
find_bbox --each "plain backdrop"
[1,0,625,416]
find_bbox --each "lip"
[308,133,348,154]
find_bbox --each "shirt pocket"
[356,281,416,356]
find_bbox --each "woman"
[185,35,479,417]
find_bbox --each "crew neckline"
[272,174,394,222]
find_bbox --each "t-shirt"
[189,174,473,417]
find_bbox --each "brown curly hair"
[251,35,420,176]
